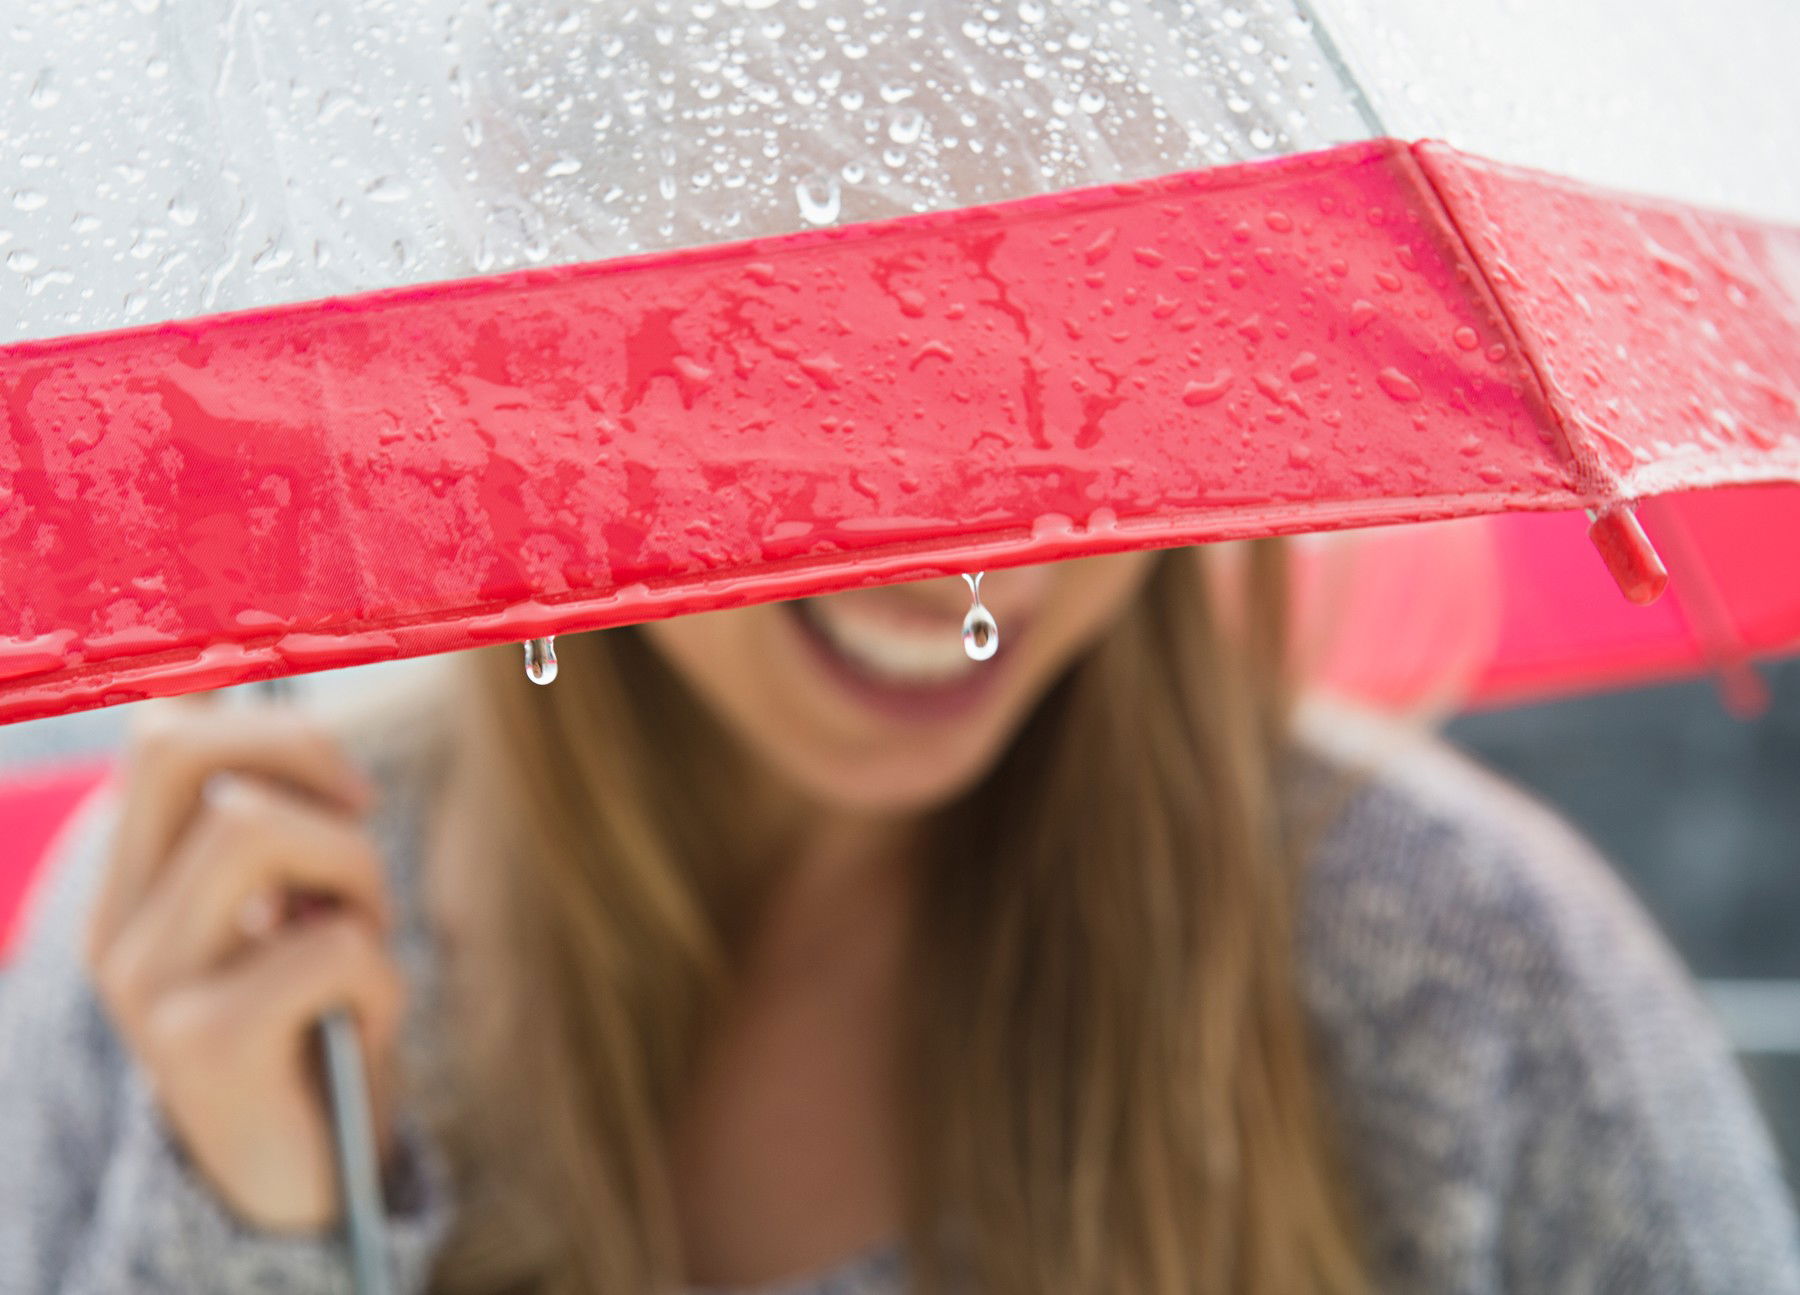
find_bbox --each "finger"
[90,701,376,958]
[146,911,406,1063]
[103,773,392,1005]
[231,910,408,1157]
[137,912,408,1155]
[87,692,224,965]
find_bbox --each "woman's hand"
[84,695,402,1234]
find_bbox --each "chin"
[767,725,1006,818]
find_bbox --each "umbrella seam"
[1398,141,1625,510]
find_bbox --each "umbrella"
[1295,489,1800,717]
[2,0,1797,728]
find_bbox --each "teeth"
[802,599,979,685]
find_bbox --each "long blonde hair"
[424,541,1366,1294]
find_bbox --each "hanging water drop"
[961,572,998,662]
[524,636,558,685]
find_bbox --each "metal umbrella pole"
[252,676,391,1295]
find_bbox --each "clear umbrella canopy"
[9,0,1795,348]
[4,0,1372,342]
[2,0,1797,724]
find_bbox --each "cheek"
[1012,551,1162,672]
[639,603,878,798]
[637,606,771,727]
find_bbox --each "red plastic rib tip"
[1587,507,1670,606]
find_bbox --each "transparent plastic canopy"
[4,0,1371,345]
[2,0,1798,724]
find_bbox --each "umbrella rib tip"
[1586,504,1669,606]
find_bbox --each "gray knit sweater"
[1,704,1796,1294]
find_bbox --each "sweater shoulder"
[1287,697,1649,994]
[1284,696,1688,1084]
[1285,699,1800,1291]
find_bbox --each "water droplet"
[887,107,924,145]
[1183,371,1234,405]
[1452,325,1480,351]
[961,572,999,661]
[1376,367,1423,403]
[524,636,558,685]
[363,175,412,204]
[910,338,955,367]
[28,69,59,109]
[795,171,842,225]
[672,355,713,386]
[798,353,843,388]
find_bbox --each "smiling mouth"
[781,595,1021,722]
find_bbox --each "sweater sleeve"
[1296,726,1800,1295]
[0,777,454,1295]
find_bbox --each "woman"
[1,544,1796,1294]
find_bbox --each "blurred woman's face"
[639,554,1157,816]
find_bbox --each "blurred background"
[3,650,1795,1187]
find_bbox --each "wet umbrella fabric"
[1,0,1797,725]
